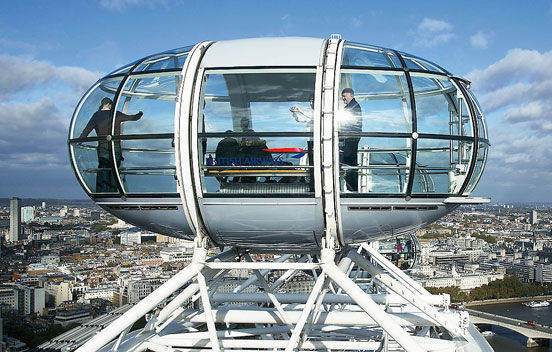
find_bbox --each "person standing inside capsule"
[340,88,362,192]
[80,97,143,192]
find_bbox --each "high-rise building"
[9,198,21,242]
[530,210,538,225]
[21,206,35,223]
[41,201,46,209]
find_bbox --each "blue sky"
[0,0,551,202]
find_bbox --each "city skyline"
[0,1,551,202]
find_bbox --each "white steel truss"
[75,241,492,352]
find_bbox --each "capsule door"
[190,66,325,249]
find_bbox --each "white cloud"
[0,55,101,98]
[0,54,102,180]
[0,39,38,53]
[0,98,68,169]
[279,14,293,35]
[466,49,552,134]
[419,18,452,32]
[409,18,454,47]
[467,49,552,91]
[465,48,552,201]
[351,17,363,29]
[503,101,547,123]
[470,31,490,49]
[99,0,167,11]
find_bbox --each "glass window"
[342,42,401,68]
[70,78,124,194]
[117,138,177,193]
[464,85,488,140]
[115,73,180,135]
[202,71,316,133]
[466,142,488,194]
[70,141,120,194]
[339,71,412,133]
[199,70,316,195]
[412,74,473,137]
[413,139,473,194]
[399,52,447,73]
[71,78,123,139]
[133,46,192,72]
[107,60,140,76]
[201,136,312,194]
[341,137,411,194]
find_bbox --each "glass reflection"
[413,139,472,194]
[202,72,316,133]
[70,142,107,194]
[133,46,192,72]
[399,53,447,73]
[339,71,412,133]
[466,142,488,194]
[71,78,122,139]
[198,70,315,195]
[464,85,488,140]
[116,73,180,135]
[412,74,473,137]
[341,138,411,194]
[123,173,177,194]
[342,43,401,68]
[70,78,125,194]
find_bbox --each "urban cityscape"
[1,2,552,351]
[0,197,551,350]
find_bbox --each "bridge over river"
[467,308,552,347]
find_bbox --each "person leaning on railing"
[79,97,143,192]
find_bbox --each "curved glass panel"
[342,137,411,194]
[466,142,488,194]
[199,70,316,195]
[412,74,473,137]
[118,138,177,194]
[133,46,192,72]
[339,71,412,133]
[413,139,472,194]
[399,52,447,73]
[70,142,119,194]
[115,72,180,135]
[70,78,124,195]
[71,78,123,139]
[107,59,141,76]
[342,42,401,68]
[464,85,488,140]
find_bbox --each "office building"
[9,197,21,242]
[530,210,538,225]
[21,206,35,223]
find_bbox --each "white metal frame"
[75,239,491,352]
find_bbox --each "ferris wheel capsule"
[68,37,489,249]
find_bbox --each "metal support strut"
[75,238,490,352]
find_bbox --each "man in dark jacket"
[340,88,362,192]
[80,97,143,192]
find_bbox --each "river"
[471,301,552,351]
